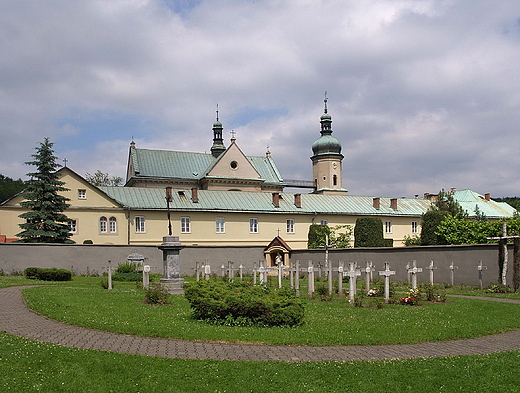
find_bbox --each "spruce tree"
[17,138,73,243]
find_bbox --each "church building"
[0,100,516,248]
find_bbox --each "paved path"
[2,286,520,362]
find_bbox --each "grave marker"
[426,260,436,285]
[347,262,361,303]
[407,260,423,290]
[378,262,396,303]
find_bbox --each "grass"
[22,280,520,346]
[2,332,520,392]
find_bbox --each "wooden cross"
[475,260,488,289]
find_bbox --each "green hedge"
[184,280,304,327]
[112,272,142,282]
[24,267,72,281]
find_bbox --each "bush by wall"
[24,267,72,281]
[354,217,384,247]
[183,280,304,327]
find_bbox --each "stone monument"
[158,235,185,294]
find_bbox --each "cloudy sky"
[1,0,520,198]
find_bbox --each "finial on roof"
[130,140,136,148]
[324,91,328,114]
[266,145,271,157]
[216,103,219,122]
[62,158,68,167]
[230,129,236,142]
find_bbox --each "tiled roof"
[129,148,284,185]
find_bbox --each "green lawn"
[2,332,520,392]
[22,281,520,346]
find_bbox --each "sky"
[1,0,520,198]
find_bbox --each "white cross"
[407,260,423,290]
[426,260,437,285]
[378,262,396,302]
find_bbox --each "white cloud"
[1,0,520,198]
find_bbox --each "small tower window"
[333,174,338,186]
[230,161,238,169]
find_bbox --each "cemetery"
[3,235,520,391]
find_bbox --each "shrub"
[116,262,138,273]
[184,280,304,327]
[83,239,93,244]
[100,277,111,289]
[24,267,72,281]
[354,217,384,247]
[112,272,142,282]
[144,285,170,305]
[486,283,512,294]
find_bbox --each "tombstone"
[142,265,151,289]
[378,262,396,303]
[337,262,344,298]
[107,260,113,290]
[347,262,361,303]
[407,260,423,290]
[221,264,226,278]
[195,262,201,281]
[204,263,211,280]
[475,260,488,289]
[447,261,458,287]
[293,260,301,298]
[364,261,375,293]
[307,260,315,299]
[239,264,244,281]
[158,236,185,295]
[127,250,145,268]
[426,260,436,285]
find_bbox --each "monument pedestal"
[158,236,185,295]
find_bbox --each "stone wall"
[0,242,513,287]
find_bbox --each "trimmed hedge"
[354,217,384,247]
[184,280,304,327]
[24,267,72,281]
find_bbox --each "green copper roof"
[129,147,284,185]
[452,190,517,219]
[99,187,432,216]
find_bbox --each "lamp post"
[165,186,173,236]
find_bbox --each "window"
[411,221,419,234]
[216,218,225,233]
[78,189,86,199]
[68,219,77,233]
[249,218,258,233]
[135,216,145,233]
[230,161,238,169]
[286,219,295,233]
[99,216,107,233]
[320,220,328,225]
[333,174,338,186]
[385,221,392,234]
[181,217,191,233]
[109,217,117,233]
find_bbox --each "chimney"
[485,193,491,201]
[294,193,302,208]
[373,197,381,209]
[415,195,419,199]
[191,188,199,203]
[390,198,398,210]
[272,192,280,208]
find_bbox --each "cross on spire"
[324,91,328,113]
[216,103,219,121]
[62,158,68,167]
[230,129,236,139]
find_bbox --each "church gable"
[206,142,261,180]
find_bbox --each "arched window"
[99,217,107,233]
[109,217,117,233]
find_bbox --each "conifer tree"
[17,138,73,243]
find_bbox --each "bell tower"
[210,104,226,158]
[310,94,347,194]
